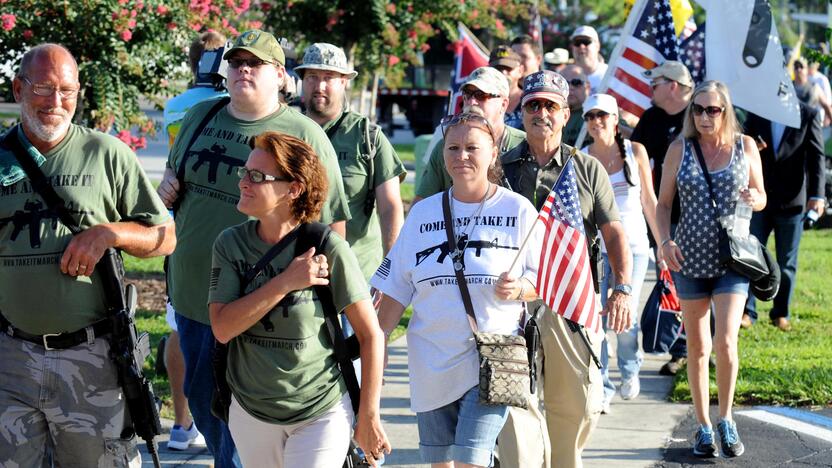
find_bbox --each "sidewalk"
[143,266,690,467]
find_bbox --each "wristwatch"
[613,284,633,295]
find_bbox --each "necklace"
[449,184,491,271]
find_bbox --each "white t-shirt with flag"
[371,187,541,412]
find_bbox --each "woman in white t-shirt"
[371,108,540,468]
[582,94,662,412]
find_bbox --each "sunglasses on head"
[572,38,592,47]
[440,113,496,139]
[462,88,499,101]
[236,167,291,184]
[567,78,585,87]
[691,104,725,117]
[583,110,610,121]
[523,99,561,114]
[227,57,273,69]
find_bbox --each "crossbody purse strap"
[442,190,479,333]
[690,138,719,208]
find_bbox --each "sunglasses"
[567,78,585,87]
[227,58,273,69]
[462,88,500,101]
[236,167,291,184]
[691,104,725,117]
[651,79,669,90]
[440,113,496,139]
[523,99,561,114]
[21,76,79,99]
[572,38,593,47]
[583,110,610,121]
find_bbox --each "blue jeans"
[416,385,508,467]
[745,211,803,321]
[600,252,648,399]
[175,313,240,468]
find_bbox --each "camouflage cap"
[489,45,521,69]
[295,42,358,79]
[463,67,510,97]
[223,29,285,66]
[521,70,569,106]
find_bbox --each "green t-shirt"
[167,99,351,324]
[323,111,406,279]
[0,125,170,334]
[563,111,583,147]
[415,125,526,198]
[208,221,369,424]
[500,142,619,243]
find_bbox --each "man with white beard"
[0,43,175,467]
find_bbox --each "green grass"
[400,182,414,206]
[670,229,832,406]
[124,254,165,274]
[393,143,415,164]
[135,310,175,420]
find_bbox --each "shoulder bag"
[442,190,530,409]
[689,139,780,301]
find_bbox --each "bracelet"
[661,238,674,248]
[516,282,526,301]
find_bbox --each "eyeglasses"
[523,99,561,114]
[21,77,79,99]
[236,167,291,184]
[440,112,496,140]
[567,78,585,87]
[571,38,593,47]
[227,58,273,69]
[583,110,610,121]
[691,104,725,117]
[462,88,499,101]
[651,79,669,90]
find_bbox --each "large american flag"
[679,23,706,84]
[535,159,602,333]
[605,0,681,117]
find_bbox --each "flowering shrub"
[0,0,258,148]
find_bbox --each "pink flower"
[116,130,131,145]
[166,22,177,30]
[1,13,16,31]
[156,5,169,15]
[130,9,137,18]
[388,55,400,66]
[495,19,505,32]
[22,29,33,40]
[128,19,136,28]
[118,0,128,4]
[121,29,132,41]
[260,2,271,12]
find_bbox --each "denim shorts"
[672,269,750,300]
[416,385,508,467]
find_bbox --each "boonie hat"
[463,67,510,97]
[295,43,358,79]
[642,60,693,87]
[544,48,569,66]
[224,29,285,66]
[521,70,569,106]
[489,45,521,69]
[570,25,599,43]
[582,93,619,117]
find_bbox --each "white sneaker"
[620,376,641,400]
[167,422,206,450]
[600,394,613,414]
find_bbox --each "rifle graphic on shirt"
[259,292,315,332]
[0,199,90,248]
[189,143,246,184]
[414,235,519,267]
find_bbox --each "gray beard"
[21,106,70,143]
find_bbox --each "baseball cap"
[294,42,358,79]
[489,45,521,69]
[463,67,510,97]
[544,48,569,66]
[642,60,693,87]
[570,25,599,43]
[582,93,619,117]
[521,70,569,107]
[224,29,285,66]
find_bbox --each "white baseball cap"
[582,93,618,117]
[571,25,599,43]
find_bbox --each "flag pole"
[505,148,577,274]
[575,0,649,149]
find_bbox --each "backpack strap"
[361,117,379,216]
[295,222,362,415]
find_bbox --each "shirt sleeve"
[415,141,447,198]
[369,217,415,307]
[311,135,352,224]
[114,140,171,226]
[208,230,243,305]
[326,233,372,311]
[372,130,406,188]
[518,200,542,289]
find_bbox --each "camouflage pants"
[0,332,141,468]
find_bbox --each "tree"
[0,0,259,149]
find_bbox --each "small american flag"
[679,23,706,84]
[606,0,681,117]
[535,159,602,333]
